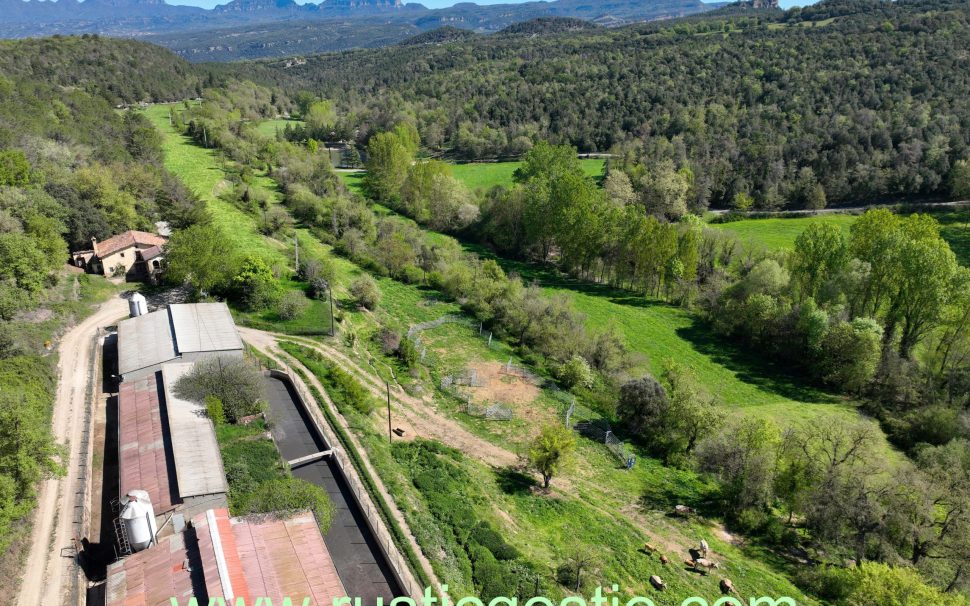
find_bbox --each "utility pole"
[386,381,392,444]
[328,282,335,337]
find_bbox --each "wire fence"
[460,401,514,421]
[569,412,637,469]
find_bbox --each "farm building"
[70,230,167,281]
[117,303,244,381]
[105,507,345,606]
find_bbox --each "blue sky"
[168,0,812,11]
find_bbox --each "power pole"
[328,282,335,337]
[386,381,393,444]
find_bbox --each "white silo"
[120,490,157,552]
[128,293,148,318]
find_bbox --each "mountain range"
[0,0,723,45]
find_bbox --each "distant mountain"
[0,0,726,52]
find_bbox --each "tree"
[0,150,30,187]
[949,159,970,198]
[277,290,310,320]
[556,355,594,390]
[730,191,755,211]
[528,424,576,490]
[697,417,780,515]
[792,222,848,301]
[350,275,380,310]
[604,170,636,206]
[805,183,827,210]
[816,318,883,392]
[616,375,668,442]
[164,223,237,296]
[174,356,265,423]
[641,160,690,219]
[839,562,967,606]
[231,256,282,311]
[661,360,723,456]
[363,130,414,202]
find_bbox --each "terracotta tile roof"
[194,509,345,604]
[94,231,167,259]
[105,531,195,606]
[140,245,164,262]
[118,374,176,510]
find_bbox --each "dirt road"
[17,296,128,606]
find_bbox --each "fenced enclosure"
[441,368,483,388]
[460,402,514,421]
[572,418,636,469]
[500,357,542,384]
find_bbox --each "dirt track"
[16,296,128,606]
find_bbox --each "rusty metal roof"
[118,374,175,510]
[106,509,345,606]
[194,508,346,604]
[105,530,195,606]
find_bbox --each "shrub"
[277,290,310,321]
[350,275,380,310]
[556,355,594,390]
[232,256,283,311]
[398,337,419,369]
[235,477,336,533]
[401,264,424,284]
[378,327,402,355]
[205,395,225,425]
[175,356,265,423]
[307,277,331,300]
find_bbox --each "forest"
[0,38,207,577]
[241,0,970,211]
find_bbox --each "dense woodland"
[0,42,205,566]
[247,0,970,210]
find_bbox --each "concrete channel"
[262,373,403,604]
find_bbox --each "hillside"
[253,0,970,210]
[0,36,202,104]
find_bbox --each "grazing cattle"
[643,542,658,553]
[689,548,703,562]
[692,558,721,575]
[674,504,696,517]
[720,578,738,595]
[649,575,667,591]
[700,539,709,557]
[659,555,669,565]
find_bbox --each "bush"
[307,277,331,300]
[350,275,380,310]
[205,395,225,425]
[277,290,310,321]
[235,477,336,533]
[556,355,594,390]
[232,256,283,311]
[175,356,265,423]
[378,327,402,355]
[398,336,419,369]
[401,264,424,284]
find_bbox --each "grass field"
[449,158,606,190]
[710,214,857,251]
[710,210,970,265]
[254,117,304,138]
[337,158,606,197]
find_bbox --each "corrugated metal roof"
[195,509,345,605]
[105,531,195,606]
[160,363,228,499]
[170,303,244,354]
[118,310,178,377]
[118,374,175,510]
